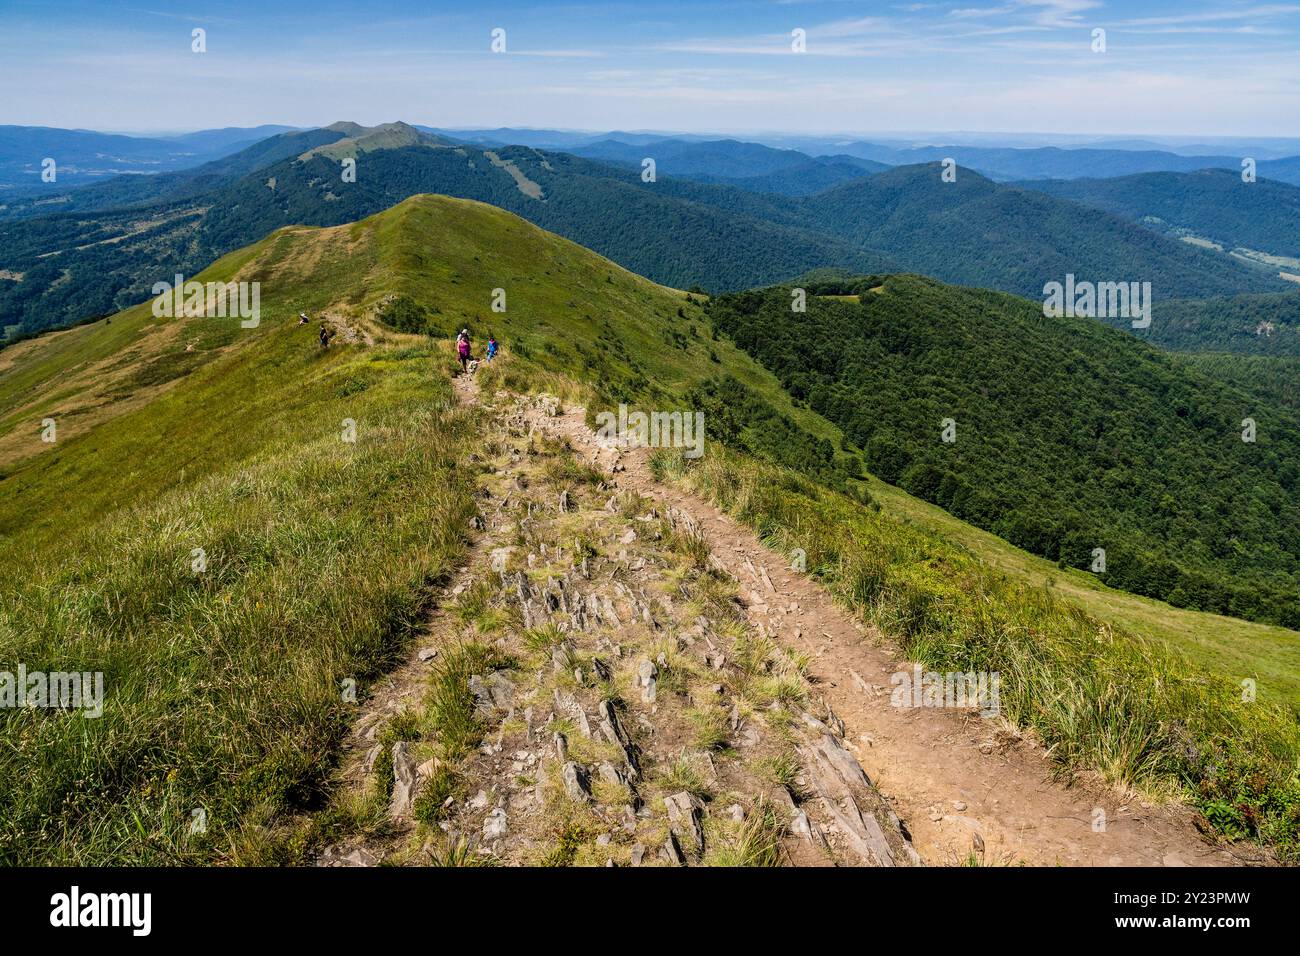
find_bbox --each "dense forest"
[1172,353,1300,414]
[796,164,1288,301]
[708,275,1300,627]
[1146,291,1300,356]
[1021,169,1300,258]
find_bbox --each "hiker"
[456,328,471,372]
[486,335,498,362]
[298,312,310,325]
[319,323,331,348]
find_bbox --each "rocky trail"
[317,371,1254,867]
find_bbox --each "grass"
[864,473,1300,704]
[0,202,486,864]
[702,800,785,867]
[427,835,494,867]
[411,765,461,825]
[758,751,804,795]
[425,642,511,761]
[522,621,566,654]
[654,751,715,801]
[0,372,477,863]
[688,706,732,752]
[452,579,515,635]
[536,819,592,867]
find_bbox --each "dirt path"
[321,370,1254,867]
[493,384,1256,867]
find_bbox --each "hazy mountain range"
[4,120,1296,342]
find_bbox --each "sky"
[1,0,1298,137]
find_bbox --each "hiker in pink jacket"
[456,328,471,373]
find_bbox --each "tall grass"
[0,357,477,864]
[656,447,1300,859]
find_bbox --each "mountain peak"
[301,120,445,160]
[324,120,368,136]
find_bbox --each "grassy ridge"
[3,193,1299,863]
[0,200,486,863]
[0,193,850,864]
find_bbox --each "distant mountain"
[3,124,1290,343]
[822,154,891,174]
[464,131,1300,188]
[575,138,810,176]
[1258,155,1300,187]
[1017,169,1300,264]
[308,121,458,157]
[796,163,1287,301]
[825,142,1291,182]
[696,159,883,197]
[163,124,299,153]
[0,124,895,339]
[419,127,677,149]
[571,137,888,195]
[0,127,348,220]
[0,124,299,193]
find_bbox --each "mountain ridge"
[3,191,1297,864]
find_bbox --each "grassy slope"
[0,193,839,864]
[0,194,840,550]
[0,204,499,864]
[865,476,1300,701]
[2,193,1297,861]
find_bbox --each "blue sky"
[1,0,1297,136]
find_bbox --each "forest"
[708,275,1300,627]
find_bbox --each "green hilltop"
[1,194,1297,864]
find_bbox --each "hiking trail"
[318,370,1253,867]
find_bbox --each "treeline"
[708,276,1300,627]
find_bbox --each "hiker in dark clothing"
[319,324,332,348]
